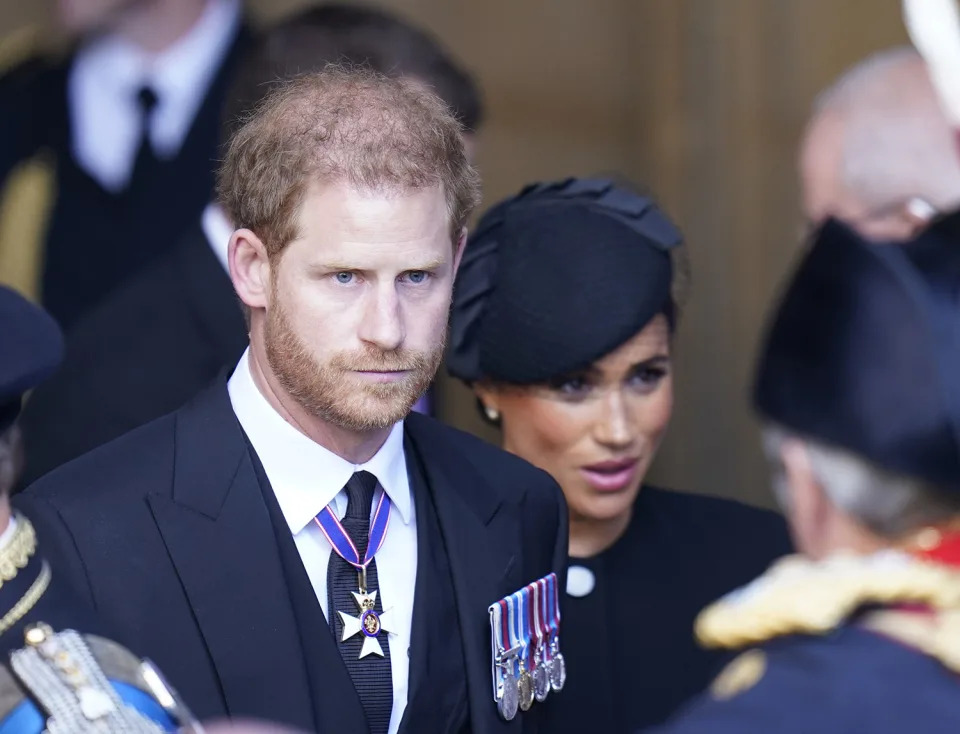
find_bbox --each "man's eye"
[406,271,428,284]
[335,272,354,284]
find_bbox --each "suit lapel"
[405,415,524,734]
[146,384,314,731]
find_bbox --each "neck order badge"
[488,572,564,720]
[314,491,394,658]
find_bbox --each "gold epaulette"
[695,551,960,649]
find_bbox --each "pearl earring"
[485,406,500,422]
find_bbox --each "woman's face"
[477,316,673,524]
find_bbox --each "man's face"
[262,182,460,432]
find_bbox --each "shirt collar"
[201,202,233,273]
[69,0,242,187]
[227,348,412,535]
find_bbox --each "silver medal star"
[338,590,394,658]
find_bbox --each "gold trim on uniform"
[696,551,960,649]
[709,649,767,701]
[861,608,960,674]
[0,513,37,585]
[0,561,50,637]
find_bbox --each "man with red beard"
[14,67,567,734]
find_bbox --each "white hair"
[0,426,20,497]
[813,46,960,212]
[762,424,960,539]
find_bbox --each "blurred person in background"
[447,177,792,733]
[0,0,250,329]
[0,284,204,732]
[800,46,960,240]
[651,214,960,734]
[16,3,484,485]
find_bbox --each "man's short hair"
[220,4,484,147]
[217,66,481,258]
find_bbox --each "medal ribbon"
[527,581,540,660]
[313,487,391,572]
[516,590,531,666]
[508,593,520,655]
[498,599,511,653]
[535,579,550,653]
[546,572,560,640]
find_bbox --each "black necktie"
[128,85,160,190]
[327,471,393,734]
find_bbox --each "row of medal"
[488,572,565,721]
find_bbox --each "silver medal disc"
[498,671,519,721]
[549,652,566,691]
[533,663,550,702]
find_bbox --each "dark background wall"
[1,0,909,508]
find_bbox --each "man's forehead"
[290,181,451,257]
[301,181,447,224]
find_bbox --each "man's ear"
[452,227,468,275]
[780,438,830,558]
[230,228,272,310]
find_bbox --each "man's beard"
[264,300,444,432]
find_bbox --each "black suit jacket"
[15,383,568,732]
[18,226,247,486]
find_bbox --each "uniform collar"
[227,348,412,535]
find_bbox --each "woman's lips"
[579,458,640,492]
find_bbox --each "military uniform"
[0,284,201,731]
[650,213,960,733]
[654,552,960,733]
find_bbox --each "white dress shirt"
[68,0,242,192]
[228,349,417,734]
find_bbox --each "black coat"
[18,226,246,485]
[15,383,568,733]
[543,487,792,733]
